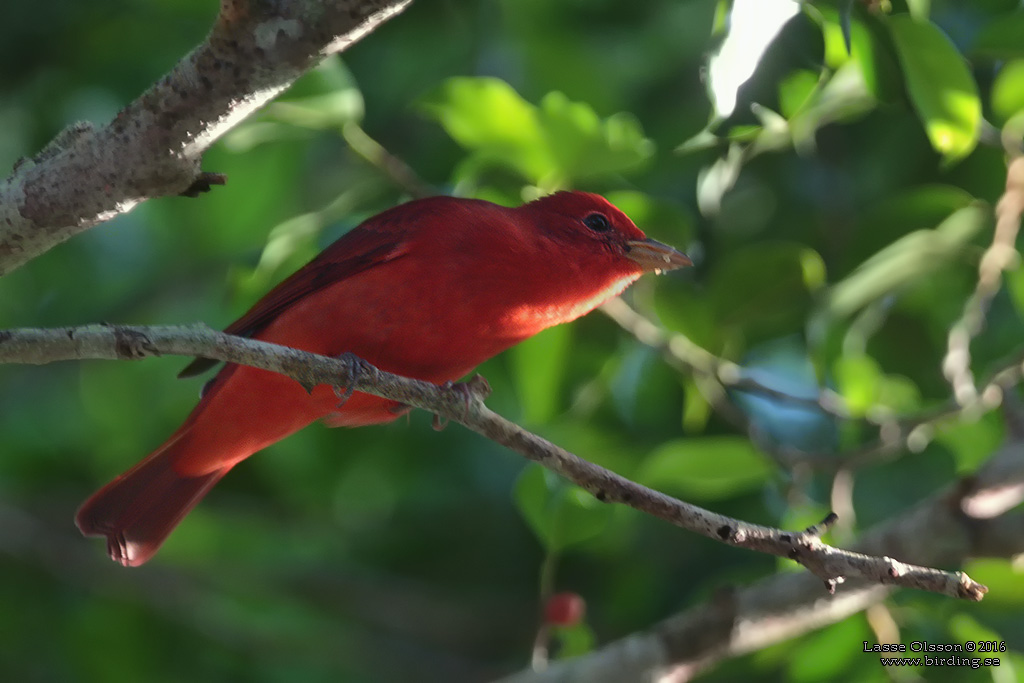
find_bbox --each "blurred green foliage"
[2,0,1024,681]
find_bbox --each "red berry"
[545,592,586,626]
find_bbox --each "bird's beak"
[625,238,692,273]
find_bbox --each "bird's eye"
[583,213,611,233]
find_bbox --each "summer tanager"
[77,191,691,566]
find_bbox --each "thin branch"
[601,298,849,418]
[0,0,413,276]
[496,434,1024,683]
[943,154,1024,404]
[341,122,435,199]
[603,298,1024,472]
[0,323,987,601]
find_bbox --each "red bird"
[77,191,691,566]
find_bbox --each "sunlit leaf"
[419,77,548,183]
[833,354,881,416]
[888,16,981,164]
[992,60,1024,123]
[420,77,652,187]
[250,59,365,131]
[906,0,930,21]
[778,69,820,119]
[539,92,653,181]
[696,144,744,215]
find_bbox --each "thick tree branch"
[0,0,412,276]
[0,323,988,602]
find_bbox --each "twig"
[0,323,988,600]
[600,299,849,419]
[603,298,1024,471]
[341,122,435,199]
[495,436,1024,683]
[943,155,1024,404]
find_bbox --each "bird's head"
[521,191,692,275]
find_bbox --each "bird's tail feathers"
[76,429,230,567]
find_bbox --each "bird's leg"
[433,373,491,431]
[332,352,365,409]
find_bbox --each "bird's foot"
[433,374,491,431]
[332,352,365,408]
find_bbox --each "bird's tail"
[75,427,230,567]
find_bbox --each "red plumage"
[76,192,690,566]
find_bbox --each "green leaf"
[639,437,771,500]
[825,203,989,318]
[787,62,876,152]
[819,5,855,69]
[845,184,976,268]
[888,16,981,164]
[421,78,545,181]
[936,410,1005,472]
[992,60,1024,122]
[538,92,654,182]
[948,613,1004,647]
[808,3,897,103]
[833,355,882,416]
[972,12,1024,60]
[682,378,712,433]
[603,190,693,247]
[906,0,931,21]
[709,242,826,343]
[263,59,365,130]
[420,77,548,183]
[654,279,723,352]
[1007,263,1024,320]
[876,374,921,414]
[778,70,820,119]
[787,617,870,683]
[554,622,596,659]
[514,464,555,547]
[552,487,612,549]
[510,324,571,424]
[513,465,611,551]
[963,559,1024,605]
[420,77,652,187]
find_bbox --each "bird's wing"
[179,217,413,378]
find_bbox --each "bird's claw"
[333,352,364,408]
[432,374,491,431]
